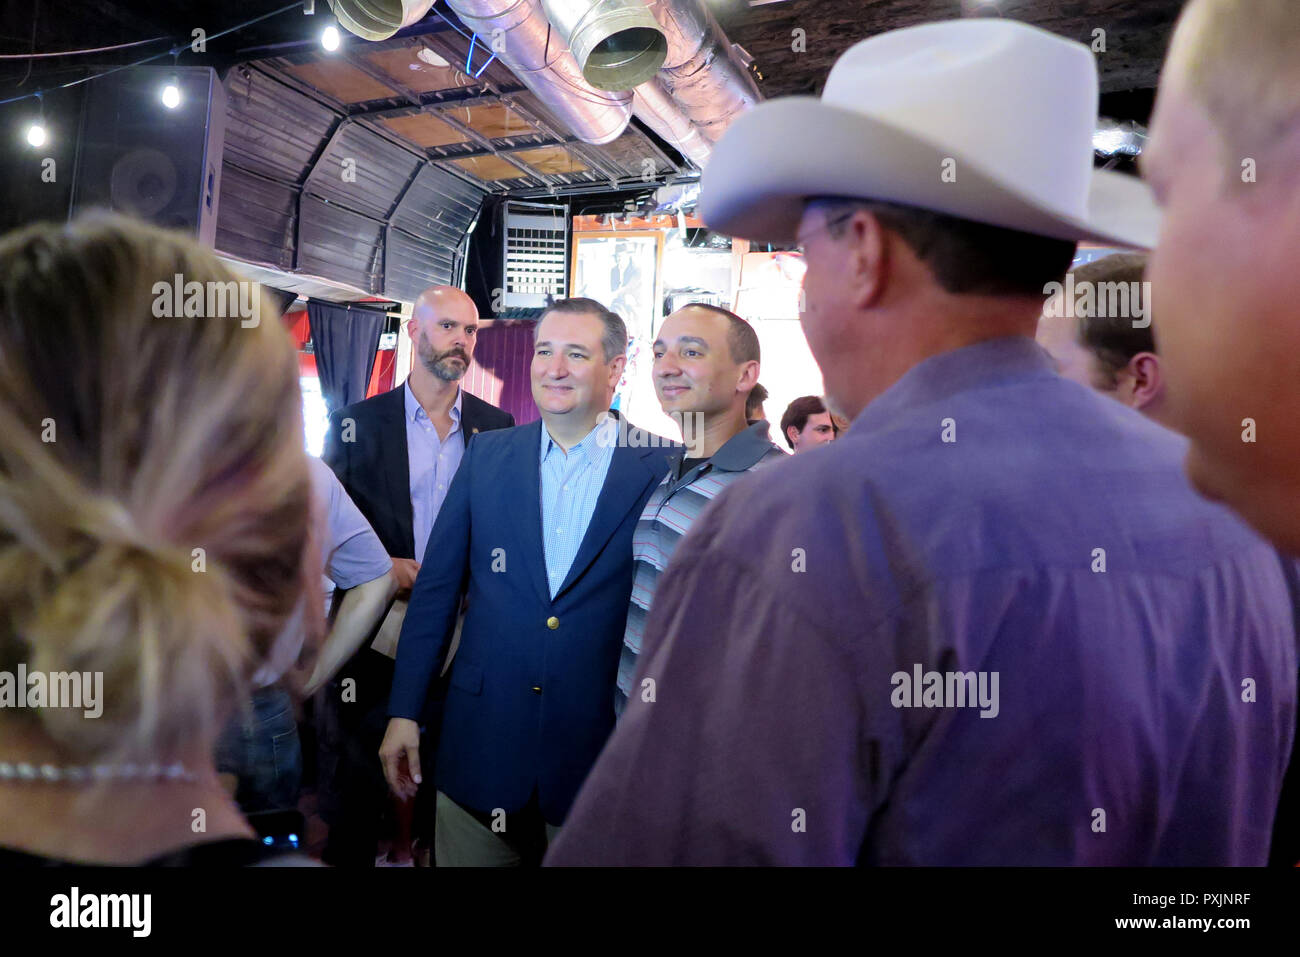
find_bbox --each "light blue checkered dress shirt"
[405,380,464,562]
[539,416,618,597]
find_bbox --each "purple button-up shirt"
[405,380,465,562]
[546,337,1297,865]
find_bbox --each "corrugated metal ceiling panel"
[391,163,483,244]
[214,166,297,270]
[384,227,457,303]
[308,122,421,219]
[298,195,384,294]
[222,66,336,184]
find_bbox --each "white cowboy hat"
[699,19,1159,249]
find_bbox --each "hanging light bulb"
[321,25,341,51]
[161,73,181,109]
[26,93,46,148]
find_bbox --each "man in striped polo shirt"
[614,304,785,715]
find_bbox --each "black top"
[0,838,316,867]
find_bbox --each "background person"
[779,395,837,452]
[1034,253,1175,427]
[217,456,395,816]
[746,382,770,424]
[297,456,399,699]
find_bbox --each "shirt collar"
[540,414,617,463]
[852,336,1056,436]
[675,419,777,479]
[404,379,462,425]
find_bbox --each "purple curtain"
[463,320,539,425]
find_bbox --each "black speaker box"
[70,66,226,245]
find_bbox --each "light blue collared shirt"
[405,380,465,561]
[539,415,618,598]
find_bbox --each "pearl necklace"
[0,761,197,784]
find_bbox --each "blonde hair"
[0,213,320,768]
[1170,0,1300,160]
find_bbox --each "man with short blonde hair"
[1142,0,1300,866]
[1162,0,1300,157]
[1143,0,1300,554]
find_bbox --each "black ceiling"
[0,1,306,87]
[4,1,1185,116]
[714,0,1187,124]
[0,0,1183,298]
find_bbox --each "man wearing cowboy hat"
[546,19,1296,865]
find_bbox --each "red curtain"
[367,347,397,398]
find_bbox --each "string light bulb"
[321,25,341,51]
[26,92,46,148]
[161,73,181,109]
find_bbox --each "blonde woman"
[0,214,322,865]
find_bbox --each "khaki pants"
[434,791,562,867]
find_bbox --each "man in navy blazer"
[380,297,679,865]
[319,285,512,866]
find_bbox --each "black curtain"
[307,300,385,414]
[465,194,506,320]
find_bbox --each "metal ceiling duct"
[632,78,710,166]
[540,0,668,92]
[329,0,438,41]
[445,0,633,145]
[642,0,760,144]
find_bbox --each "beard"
[419,334,469,382]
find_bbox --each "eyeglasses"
[793,210,858,256]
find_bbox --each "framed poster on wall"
[570,230,663,343]
[571,229,670,434]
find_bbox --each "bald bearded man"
[325,286,514,574]
[320,285,514,866]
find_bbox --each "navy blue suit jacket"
[389,417,680,824]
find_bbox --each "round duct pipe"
[329,0,437,42]
[541,0,667,92]
[447,0,632,145]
